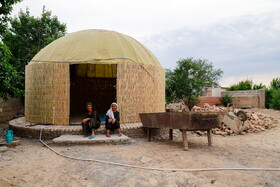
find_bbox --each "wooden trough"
[139,112,225,150]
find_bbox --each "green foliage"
[2,6,67,73]
[165,58,223,109]
[165,69,176,103]
[0,42,23,100]
[219,93,233,107]
[227,80,252,91]
[265,78,280,109]
[270,89,280,109]
[0,0,22,35]
[265,88,273,109]
[253,83,266,90]
[1,6,67,97]
[270,77,280,89]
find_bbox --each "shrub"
[270,77,280,89]
[220,93,233,107]
[253,83,266,90]
[270,89,280,109]
[227,80,252,91]
[265,88,273,109]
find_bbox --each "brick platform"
[9,117,148,140]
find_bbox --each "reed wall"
[25,62,70,125]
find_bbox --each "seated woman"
[105,102,122,137]
[81,102,101,139]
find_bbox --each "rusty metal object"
[139,112,224,130]
[139,112,225,150]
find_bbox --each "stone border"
[9,117,147,140]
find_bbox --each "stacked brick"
[192,104,278,136]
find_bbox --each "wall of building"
[0,97,23,122]
[196,97,224,107]
[221,89,265,108]
[197,89,265,108]
[211,88,227,97]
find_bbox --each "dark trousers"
[82,118,100,134]
[105,121,120,131]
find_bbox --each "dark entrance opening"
[70,64,117,124]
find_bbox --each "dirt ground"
[0,108,279,187]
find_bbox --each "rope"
[39,128,280,172]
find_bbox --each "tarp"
[30,29,162,67]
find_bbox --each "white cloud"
[141,10,280,86]
[10,0,280,86]
[220,71,280,87]
[11,0,280,37]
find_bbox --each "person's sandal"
[118,133,122,137]
[89,135,95,139]
[106,134,111,137]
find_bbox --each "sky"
[11,0,280,87]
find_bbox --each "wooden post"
[147,128,151,142]
[182,129,188,151]
[207,129,212,146]
[169,129,173,140]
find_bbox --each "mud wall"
[0,97,23,122]
[222,89,265,108]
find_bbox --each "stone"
[140,156,152,164]
[251,114,259,120]
[0,146,8,152]
[202,103,211,108]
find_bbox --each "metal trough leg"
[169,129,173,140]
[182,130,188,151]
[207,129,212,146]
[147,128,152,142]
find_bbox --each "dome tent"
[25,29,165,125]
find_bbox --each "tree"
[227,80,252,91]
[265,77,280,109]
[165,69,176,103]
[270,77,280,90]
[0,0,22,35]
[2,6,66,93]
[166,58,223,109]
[0,42,23,100]
[253,83,266,90]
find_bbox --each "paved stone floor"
[52,134,131,145]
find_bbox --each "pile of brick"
[243,111,278,133]
[192,104,278,136]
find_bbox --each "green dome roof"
[31,29,162,67]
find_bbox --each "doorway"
[69,64,117,124]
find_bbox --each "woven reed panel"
[25,62,70,125]
[117,62,165,123]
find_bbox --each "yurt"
[25,29,165,125]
